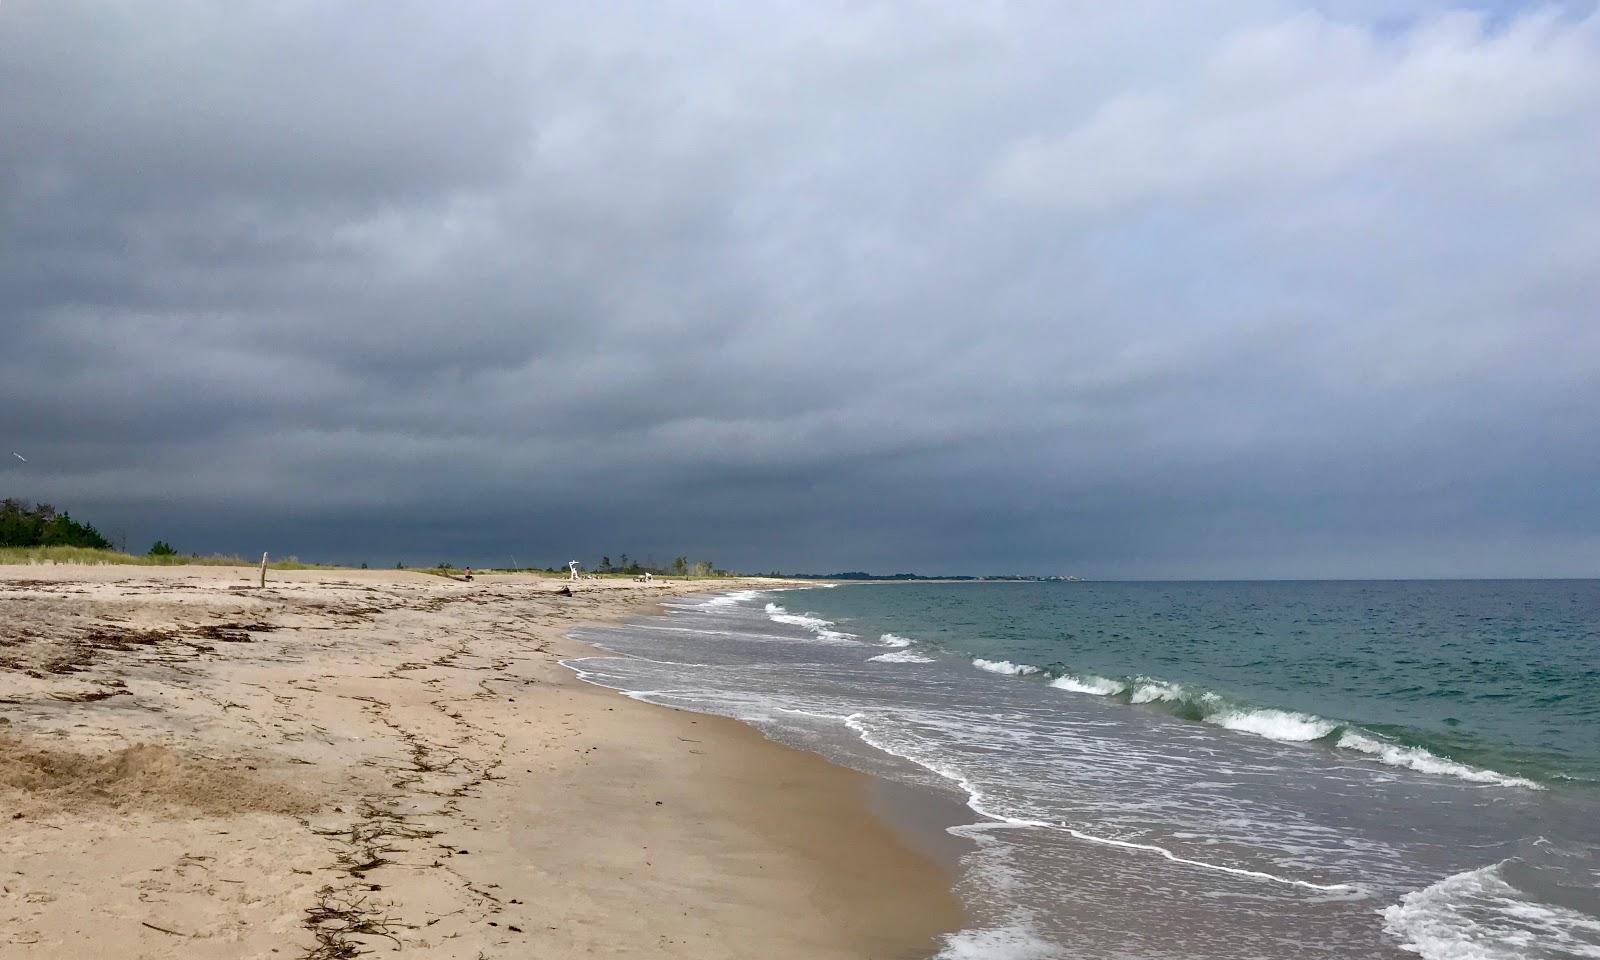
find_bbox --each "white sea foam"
[694,589,764,608]
[842,713,1046,828]
[879,632,915,647]
[764,603,859,643]
[1382,861,1600,959]
[869,650,936,664]
[1337,732,1542,790]
[764,602,832,629]
[1049,673,1124,696]
[773,706,852,722]
[845,715,1352,893]
[1207,708,1339,742]
[972,658,1043,677]
[935,924,1060,960]
[560,658,684,704]
[1060,827,1354,892]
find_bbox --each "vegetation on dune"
[0,544,339,569]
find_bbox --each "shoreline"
[0,565,962,958]
[561,595,982,876]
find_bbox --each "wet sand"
[0,565,961,958]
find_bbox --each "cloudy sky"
[2,1,1597,577]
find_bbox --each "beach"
[0,566,960,958]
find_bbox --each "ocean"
[567,580,1600,959]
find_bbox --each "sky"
[2,1,1597,578]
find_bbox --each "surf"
[964,656,1543,788]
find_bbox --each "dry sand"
[0,565,961,958]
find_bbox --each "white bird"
[10,452,25,462]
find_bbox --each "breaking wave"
[987,661,1541,789]
[1383,860,1600,959]
[685,589,766,609]
[870,650,937,664]
[1048,672,1125,696]
[972,658,1044,677]
[1338,732,1540,789]
[764,602,859,643]
[1129,678,1208,706]
[1207,708,1339,743]
[765,602,831,629]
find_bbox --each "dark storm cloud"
[2,1,1597,576]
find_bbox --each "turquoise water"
[571,581,1600,958]
[789,580,1600,787]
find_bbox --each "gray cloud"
[2,0,1597,576]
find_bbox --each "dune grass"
[0,545,341,570]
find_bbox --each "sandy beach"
[0,565,961,958]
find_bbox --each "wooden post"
[259,552,268,589]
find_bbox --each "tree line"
[1,497,180,555]
[594,554,726,576]
[0,498,113,549]
[3,497,739,575]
